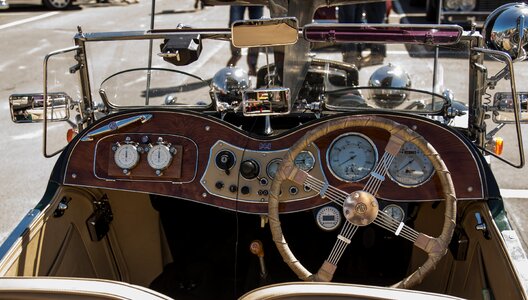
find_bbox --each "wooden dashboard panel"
[63,111,484,214]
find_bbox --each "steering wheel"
[268,116,456,289]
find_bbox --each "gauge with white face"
[294,151,315,172]
[327,133,377,182]
[382,204,405,222]
[114,143,140,170]
[147,144,174,171]
[388,142,434,187]
[266,158,282,179]
[315,206,342,231]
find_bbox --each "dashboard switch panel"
[201,140,323,203]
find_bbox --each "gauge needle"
[339,155,356,166]
[398,159,414,172]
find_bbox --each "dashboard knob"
[229,185,238,193]
[215,150,236,172]
[241,186,250,195]
[240,159,260,180]
[215,181,225,189]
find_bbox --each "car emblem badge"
[108,121,118,131]
[259,143,272,150]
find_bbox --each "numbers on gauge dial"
[113,143,140,171]
[327,133,377,182]
[388,142,434,187]
[147,144,174,172]
[294,151,315,172]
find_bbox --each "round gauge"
[294,151,315,172]
[382,204,405,222]
[266,158,282,179]
[315,206,342,231]
[388,142,434,187]
[327,133,378,182]
[114,143,140,170]
[147,144,174,171]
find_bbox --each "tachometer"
[388,142,434,187]
[327,133,377,182]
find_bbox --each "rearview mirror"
[232,17,298,48]
[9,93,71,123]
[242,88,291,116]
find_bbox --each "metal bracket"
[86,194,113,241]
[53,197,71,218]
[475,212,490,239]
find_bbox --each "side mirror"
[242,88,291,116]
[232,17,298,48]
[10,93,70,123]
[493,92,528,123]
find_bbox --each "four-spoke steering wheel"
[268,116,456,289]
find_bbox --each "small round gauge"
[114,143,140,170]
[147,144,174,171]
[266,158,282,179]
[315,206,342,231]
[327,133,378,182]
[382,204,405,222]
[294,151,315,172]
[388,142,434,187]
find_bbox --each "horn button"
[343,190,379,226]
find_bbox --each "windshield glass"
[78,24,470,117]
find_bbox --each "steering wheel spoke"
[314,222,358,282]
[374,211,419,243]
[285,166,348,206]
[364,134,405,195]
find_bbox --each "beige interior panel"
[103,189,163,286]
[1,187,120,282]
[37,188,119,280]
[447,202,524,299]
[410,201,524,299]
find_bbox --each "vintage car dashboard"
[63,110,485,214]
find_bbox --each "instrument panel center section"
[201,140,324,203]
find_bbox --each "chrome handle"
[81,114,152,142]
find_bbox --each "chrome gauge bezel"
[382,204,405,222]
[294,150,316,172]
[266,158,282,179]
[387,142,435,188]
[147,144,173,171]
[113,143,140,170]
[315,205,342,231]
[326,132,378,182]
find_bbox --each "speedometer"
[388,142,434,187]
[327,133,377,182]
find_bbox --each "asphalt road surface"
[1,0,528,253]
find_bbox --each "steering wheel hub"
[343,190,379,226]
